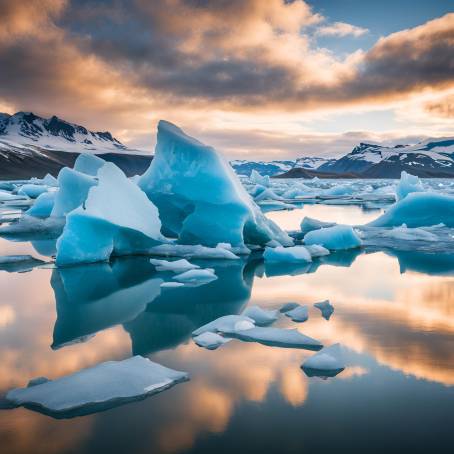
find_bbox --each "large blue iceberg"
[138,121,291,249]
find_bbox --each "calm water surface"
[0,205,453,453]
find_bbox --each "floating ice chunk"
[73,153,106,176]
[284,305,309,322]
[300,217,336,235]
[0,254,45,272]
[138,120,292,249]
[367,192,454,228]
[304,225,362,250]
[221,327,322,350]
[279,302,300,313]
[30,173,59,187]
[282,184,313,199]
[323,184,354,197]
[242,305,279,326]
[263,245,312,263]
[18,184,48,199]
[51,168,97,217]
[257,200,295,212]
[160,281,185,288]
[379,225,438,242]
[150,258,199,273]
[314,300,334,320]
[396,171,424,201]
[56,163,166,266]
[301,344,345,377]
[192,314,255,336]
[6,356,188,418]
[26,191,56,218]
[250,169,270,187]
[172,268,217,284]
[149,243,241,260]
[193,332,231,350]
[0,190,26,202]
[253,185,283,202]
[305,244,330,258]
[0,214,64,238]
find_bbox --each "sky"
[0,0,453,159]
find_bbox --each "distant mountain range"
[0,111,453,179]
[0,112,152,178]
[232,139,454,178]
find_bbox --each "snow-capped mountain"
[0,112,152,179]
[0,111,142,154]
[230,156,335,176]
[316,138,454,177]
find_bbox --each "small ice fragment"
[151,258,199,273]
[160,282,185,288]
[0,255,45,272]
[304,225,362,250]
[172,268,217,284]
[285,305,309,323]
[193,332,231,350]
[149,243,240,260]
[6,356,189,418]
[300,216,336,235]
[279,302,300,313]
[314,300,334,320]
[221,327,322,350]
[242,305,279,326]
[301,344,345,377]
[192,315,255,336]
[305,244,330,258]
[263,246,312,263]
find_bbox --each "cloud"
[316,21,368,37]
[424,94,454,118]
[0,0,452,158]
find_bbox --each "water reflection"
[0,231,453,452]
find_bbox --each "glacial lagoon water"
[0,201,454,453]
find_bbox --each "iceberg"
[26,191,56,218]
[314,300,334,320]
[193,332,231,350]
[172,268,217,284]
[284,305,309,323]
[242,305,279,326]
[250,169,270,187]
[304,225,362,250]
[56,163,166,266]
[6,356,189,418]
[279,302,300,313]
[149,243,241,260]
[150,258,199,273]
[18,184,48,199]
[192,314,255,337]
[138,121,292,249]
[263,245,312,263]
[300,216,336,235]
[305,244,330,258]
[73,153,106,176]
[396,171,424,201]
[51,168,97,218]
[301,344,345,377]
[367,192,454,228]
[221,327,322,350]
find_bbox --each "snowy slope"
[230,157,334,176]
[318,139,454,177]
[0,112,144,155]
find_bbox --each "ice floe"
[150,258,199,273]
[304,225,362,250]
[6,356,188,418]
[242,305,279,326]
[263,245,312,263]
[0,254,45,272]
[300,216,336,235]
[314,300,334,320]
[172,268,217,285]
[192,314,255,336]
[301,344,345,377]
[284,305,309,323]
[221,326,323,350]
[193,332,231,350]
